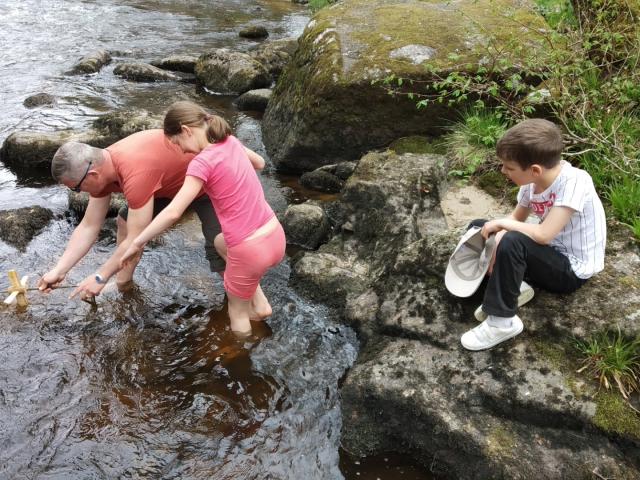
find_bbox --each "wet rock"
[68,191,127,218]
[292,147,640,478]
[299,169,344,193]
[283,201,330,249]
[239,25,269,39]
[0,206,54,251]
[0,131,73,169]
[262,0,549,172]
[151,55,198,73]
[249,37,298,81]
[70,50,112,74]
[235,88,272,112]
[113,62,180,82]
[23,93,56,108]
[0,109,161,172]
[195,48,271,94]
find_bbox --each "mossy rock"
[389,136,444,155]
[0,206,54,250]
[262,0,549,172]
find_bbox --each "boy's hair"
[164,101,232,144]
[496,118,564,169]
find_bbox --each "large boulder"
[151,55,198,73]
[195,48,271,94]
[291,149,640,478]
[0,110,161,172]
[67,191,127,218]
[262,0,549,172]
[249,37,299,81]
[0,206,54,251]
[234,88,272,112]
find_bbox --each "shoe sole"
[461,321,524,351]
[474,288,535,322]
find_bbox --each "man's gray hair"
[51,142,103,183]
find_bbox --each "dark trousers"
[469,219,587,317]
[119,195,225,273]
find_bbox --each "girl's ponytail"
[204,114,231,143]
[164,101,232,143]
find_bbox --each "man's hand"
[38,269,66,292]
[70,274,106,300]
[480,219,504,239]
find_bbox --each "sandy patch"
[440,183,511,229]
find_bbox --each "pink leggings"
[224,223,286,299]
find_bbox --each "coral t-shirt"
[96,129,198,209]
[186,135,274,247]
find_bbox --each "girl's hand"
[120,242,144,269]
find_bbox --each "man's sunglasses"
[71,160,92,192]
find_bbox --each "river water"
[0,1,364,479]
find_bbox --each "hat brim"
[445,228,495,298]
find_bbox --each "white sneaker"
[461,315,524,351]
[474,281,534,322]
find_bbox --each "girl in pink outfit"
[120,101,286,335]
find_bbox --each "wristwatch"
[94,273,107,284]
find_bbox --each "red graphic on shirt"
[530,192,556,217]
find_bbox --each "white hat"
[445,227,497,298]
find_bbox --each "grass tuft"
[575,328,640,399]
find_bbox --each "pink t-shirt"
[186,135,274,247]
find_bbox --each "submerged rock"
[300,169,344,193]
[151,55,198,73]
[0,206,54,251]
[195,48,271,94]
[262,0,549,172]
[235,88,272,112]
[291,148,640,478]
[70,50,112,74]
[239,25,269,39]
[68,191,126,218]
[23,93,56,108]
[113,62,181,82]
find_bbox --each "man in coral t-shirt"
[38,129,223,298]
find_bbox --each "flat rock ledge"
[0,206,54,251]
[290,148,640,479]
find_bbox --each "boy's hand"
[481,219,503,239]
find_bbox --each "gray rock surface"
[195,48,270,94]
[283,201,331,249]
[291,148,640,478]
[0,206,54,251]
[113,62,181,82]
[69,50,112,74]
[300,169,344,193]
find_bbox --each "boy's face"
[500,159,536,186]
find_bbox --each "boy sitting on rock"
[460,118,606,350]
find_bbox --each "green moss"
[619,275,640,289]
[477,170,509,198]
[485,424,517,458]
[389,136,445,155]
[594,391,640,439]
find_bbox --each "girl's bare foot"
[249,286,272,321]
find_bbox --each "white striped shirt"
[517,161,606,279]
